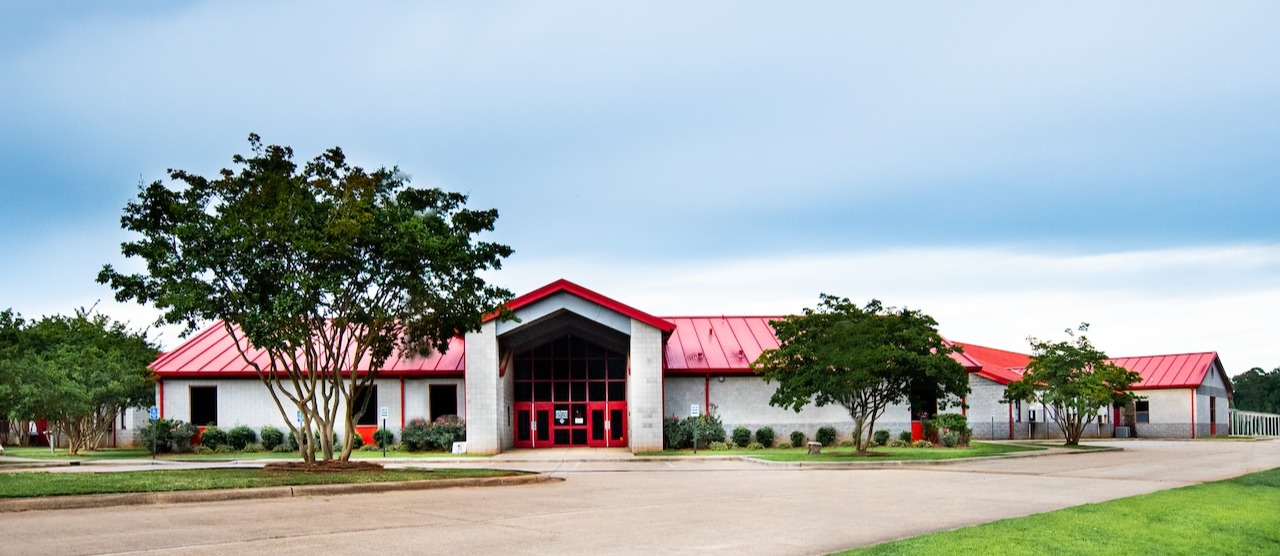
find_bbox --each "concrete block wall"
[628,320,664,452]
[463,321,501,453]
[158,377,406,441]
[402,378,466,425]
[663,375,914,444]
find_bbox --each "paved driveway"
[3,440,1278,555]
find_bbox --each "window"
[190,386,217,426]
[1014,400,1022,423]
[1135,400,1150,423]
[430,384,458,421]
[352,385,378,426]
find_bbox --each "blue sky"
[2,2,1278,372]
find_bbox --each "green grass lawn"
[0,446,487,461]
[638,442,1043,461]
[839,466,1280,555]
[0,467,521,498]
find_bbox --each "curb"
[0,473,559,513]
[739,445,1124,468]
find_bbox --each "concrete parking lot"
[3,439,1278,555]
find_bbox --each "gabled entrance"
[512,334,628,448]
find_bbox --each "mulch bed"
[263,461,390,473]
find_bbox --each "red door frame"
[515,401,627,448]
[587,401,627,447]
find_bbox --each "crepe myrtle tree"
[752,295,969,452]
[99,134,513,462]
[1003,324,1142,446]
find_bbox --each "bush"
[777,442,791,449]
[199,426,227,450]
[664,414,727,449]
[898,430,913,443]
[271,443,292,453]
[690,414,726,448]
[933,413,971,446]
[790,430,806,447]
[732,426,752,447]
[664,417,690,450]
[889,439,910,448]
[838,440,855,448]
[747,442,764,450]
[755,427,775,448]
[424,417,466,451]
[359,443,381,452]
[214,444,235,453]
[373,428,394,449]
[912,440,933,449]
[707,441,731,451]
[873,430,891,447]
[349,432,364,450]
[816,426,838,447]
[171,421,197,452]
[227,425,256,450]
[259,426,285,450]
[401,418,431,451]
[941,430,961,448]
[191,445,213,455]
[136,418,174,454]
[286,430,338,452]
[242,443,263,453]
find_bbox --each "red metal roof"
[662,316,783,374]
[952,342,1031,384]
[1112,352,1222,390]
[150,321,465,378]
[489,279,677,334]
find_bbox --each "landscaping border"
[0,473,558,513]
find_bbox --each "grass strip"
[839,466,1280,555]
[639,442,1042,461]
[0,468,519,498]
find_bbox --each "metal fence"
[1229,409,1280,436]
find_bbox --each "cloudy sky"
[2,2,1278,373]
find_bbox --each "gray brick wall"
[628,320,664,452]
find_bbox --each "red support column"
[1190,389,1196,439]
[158,380,165,419]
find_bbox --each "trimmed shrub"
[663,414,726,449]
[777,442,791,449]
[873,430,891,447]
[172,421,198,452]
[242,443,263,453]
[349,432,364,450]
[747,442,764,450]
[191,445,213,455]
[271,443,292,453]
[941,430,961,448]
[136,418,174,454]
[912,439,933,449]
[691,414,726,449]
[898,430,913,443]
[889,439,910,448]
[707,441,731,451]
[359,443,381,452]
[424,417,466,451]
[401,418,431,451]
[213,444,235,453]
[732,426,752,447]
[199,426,228,450]
[755,427,775,448]
[259,426,285,450]
[933,412,971,446]
[816,426,838,447]
[790,430,806,447]
[664,416,690,449]
[373,428,394,449]
[227,425,256,450]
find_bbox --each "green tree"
[1004,324,1142,446]
[1232,367,1280,413]
[98,134,513,462]
[0,310,157,454]
[752,295,969,452]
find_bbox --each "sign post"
[148,406,159,459]
[379,406,389,458]
[690,404,701,454]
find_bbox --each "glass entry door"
[588,401,626,447]
[511,334,628,448]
